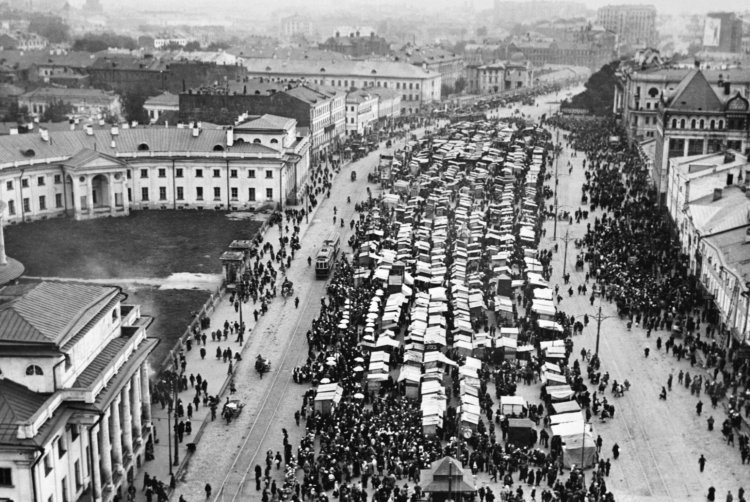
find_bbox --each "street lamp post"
[595,305,603,358]
[552,131,561,240]
[561,230,575,277]
[172,375,179,467]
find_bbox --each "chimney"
[713,188,723,201]
[85,125,93,136]
[746,227,750,244]
[718,74,723,87]
[192,126,200,137]
[111,140,116,149]
[226,128,234,147]
[110,126,119,136]
[131,121,138,128]
[40,128,49,142]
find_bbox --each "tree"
[206,41,230,51]
[73,32,138,52]
[28,14,69,43]
[182,41,202,52]
[121,92,149,124]
[441,83,454,98]
[454,77,467,94]
[41,100,74,122]
[565,60,621,115]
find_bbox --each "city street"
[531,129,749,501]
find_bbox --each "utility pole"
[552,130,560,240]
[595,305,603,357]
[172,377,179,466]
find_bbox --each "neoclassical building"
[0,115,311,223]
[0,281,157,502]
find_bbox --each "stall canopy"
[499,396,526,416]
[552,401,581,415]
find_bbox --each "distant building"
[319,32,390,59]
[596,4,657,51]
[493,1,587,24]
[702,12,743,54]
[394,46,465,88]
[369,88,402,120]
[345,91,379,136]
[652,69,750,201]
[153,35,191,49]
[0,280,157,502]
[465,61,533,94]
[0,32,48,51]
[506,30,616,70]
[280,15,313,40]
[241,58,442,115]
[143,91,179,122]
[19,87,121,120]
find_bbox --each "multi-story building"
[0,120,311,222]
[506,32,616,71]
[653,69,750,202]
[241,58,442,115]
[0,280,158,502]
[369,88,402,120]
[394,46,465,88]
[279,15,313,40]
[613,65,750,142]
[179,83,344,163]
[319,30,390,59]
[702,12,744,54]
[345,91,379,136]
[18,87,121,121]
[465,61,533,95]
[596,4,657,50]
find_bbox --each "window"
[248,169,256,178]
[231,187,238,200]
[195,169,203,178]
[39,195,46,210]
[126,170,132,179]
[687,138,703,156]
[158,168,166,178]
[266,188,273,199]
[23,198,30,213]
[230,169,238,178]
[727,173,734,185]
[140,169,148,178]
[26,364,43,376]
[69,424,79,442]
[74,460,81,490]
[44,454,52,475]
[176,168,184,178]
[37,176,45,186]
[5,181,12,190]
[8,200,15,215]
[55,193,63,208]
[265,170,273,179]
[196,187,203,200]
[0,467,12,486]
[176,187,184,200]
[159,187,167,201]
[248,188,256,201]
[270,139,278,145]
[141,187,149,201]
[21,178,28,188]
[213,169,221,178]
[213,187,221,200]
[54,174,61,184]
[671,118,677,128]
[691,119,696,129]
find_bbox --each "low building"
[143,91,179,123]
[0,280,158,502]
[242,58,441,115]
[394,46,465,88]
[465,61,533,95]
[345,91,378,136]
[18,87,121,120]
[0,120,311,222]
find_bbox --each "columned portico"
[131,371,143,444]
[99,408,113,490]
[110,395,124,476]
[86,175,94,217]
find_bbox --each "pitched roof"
[236,114,295,131]
[245,57,437,79]
[0,282,118,346]
[689,186,750,236]
[0,379,51,445]
[664,70,723,111]
[144,91,179,107]
[20,87,118,105]
[62,148,123,171]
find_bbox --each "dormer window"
[270,139,279,145]
[213,145,224,151]
[26,365,43,376]
[137,143,149,151]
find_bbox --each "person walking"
[699,454,707,472]
[696,401,703,416]
[295,296,300,309]
[205,483,212,499]
[612,443,620,460]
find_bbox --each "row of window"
[5,194,61,215]
[6,174,62,190]
[311,78,420,90]
[140,168,273,179]
[139,186,273,202]
[669,117,724,130]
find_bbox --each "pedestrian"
[699,454,706,472]
[205,483,212,499]
[295,296,300,308]
[696,401,703,416]
[612,443,620,460]
[707,416,715,431]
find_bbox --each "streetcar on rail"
[315,231,341,279]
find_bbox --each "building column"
[121,382,133,461]
[110,395,123,476]
[131,372,143,444]
[108,174,116,215]
[86,175,94,216]
[71,176,82,219]
[90,423,103,501]
[140,363,152,424]
[99,409,113,490]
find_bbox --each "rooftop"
[689,185,750,237]
[236,113,295,131]
[0,379,51,446]
[144,91,179,108]
[20,86,118,103]
[0,281,119,348]
[703,220,750,286]
[245,57,438,80]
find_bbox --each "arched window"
[691,119,696,129]
[212,145,224,151]
[253,139,262,144]
[699,119,704,129]
[680,119,686,129]
[718,120,724,129]
[233,138,245,144]
[137,143,149,151]
[26,365,43,376]
[671,118,677,128]
[710,120,715,129]
[270,138,279,144]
